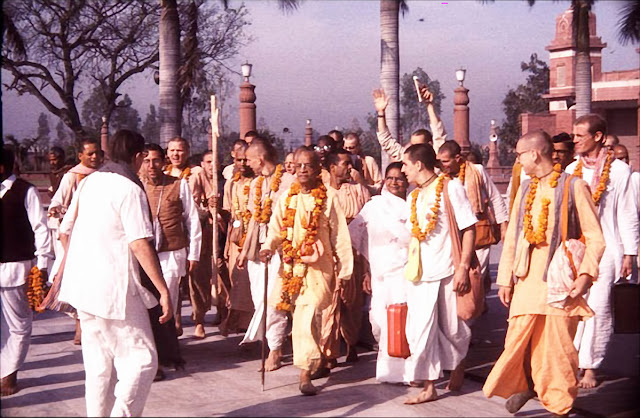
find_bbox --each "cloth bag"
[547,176,586,308]
[474,208,501,249]
[442,179,485,321]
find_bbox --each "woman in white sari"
[348,162,411,383]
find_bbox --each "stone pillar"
[453,85,470,156]
[304,119,313,147]
[486,119,500,176]
[239,80,256,139]
[101,116,109,159]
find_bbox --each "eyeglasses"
[514,149,533,158]
[314,145,331,152]
[295,163,317,170]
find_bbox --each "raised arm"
[373,88,404,163]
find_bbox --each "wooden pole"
[210,96,220,303]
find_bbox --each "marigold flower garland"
[410,175,445,241]
[523,164,562,246]
[277,179,327,312]
[458,162,466,185]
[573,150,612,206]
[27,266,45,313]
[232,177,252,248]
[253,164,284,224]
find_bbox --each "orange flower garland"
[27,266,45,313]
[232,178,252,248]
[277,179,327,312]
[164,164,192,179]
[523,164,562,246]
[409,175,445,241]
[458,162,466,185]
[253,164,284,224]
[573,151,612,206]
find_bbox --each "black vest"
[1,178,36,262]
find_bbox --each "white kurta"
[405,179,477,381]
[566,158,639,369]
[349,188,411,383]
[1,175,52,379]
[58,164,158,417]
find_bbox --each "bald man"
[238,138,295,371]
[483,130,605,416]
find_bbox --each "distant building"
[520,8,639,170]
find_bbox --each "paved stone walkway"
[2,255,638,416]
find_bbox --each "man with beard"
[47,146,72,197]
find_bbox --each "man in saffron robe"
[320,150,370,368]
[566,114,638,388]
[220,143,255,335]
[260,148,353,395]
[483,130,605,416]
[238,138,295,371]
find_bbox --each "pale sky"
[2,0,638,149]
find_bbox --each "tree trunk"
[573,0,592,117]
[380,0,400,172]
[159,0,182,147]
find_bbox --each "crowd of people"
[1,83,638,417]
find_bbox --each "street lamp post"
[487,119,500,175]
[101,116,109,159]
[304,119,312,147]
[453,68,471,156]
[239,61,256,138]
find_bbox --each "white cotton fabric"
[59,168,157,320]
[0,285,32,379]
[409,178,477,282]
[241,253,288,351]
[349,188,411,382]
[566,158,639,369]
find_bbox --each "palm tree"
[158,0,300,147]
[159,0,182,147]
[379,0,407,170]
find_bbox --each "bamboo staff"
[209,96,220,303]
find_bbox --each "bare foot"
[345,345,359,363]
[446,361,465,391]
[299,370,318,396]
[405,381,437,404]
[505,389,536,413]
[0,372,18,397]
[194,324,205,339]
[578,369,598,389]
[265,348,282,372]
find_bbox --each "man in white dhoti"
[348,162,411,383]
[1,146,53,396]
[238,138,295,371]
[566,114,639,388]
[59,130,172,417]
[401,144,477,404]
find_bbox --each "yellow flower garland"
[573,151,612,206]
[523,164,562,246]
[253,164,284,224]
[27,266,45,313]
[277,179,327,312]
[409,175,445,241]
[232,178,252,248]
[458,162,466,185]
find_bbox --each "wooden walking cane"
[210,96,220,308]
[261,257,269,391]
